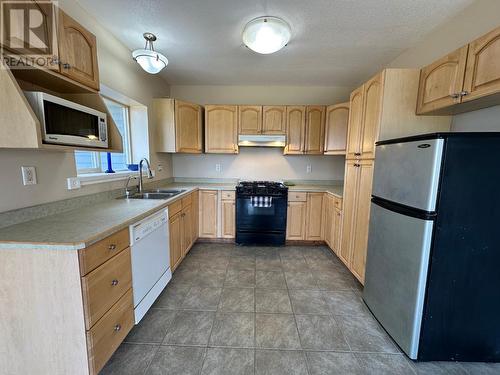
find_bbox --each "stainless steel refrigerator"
[363,132,500,362]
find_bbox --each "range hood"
[238,134,286,147]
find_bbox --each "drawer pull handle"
[108,244,117,250]
[114,324,121,332]
[111,279,119,286]
[354,152,361,156]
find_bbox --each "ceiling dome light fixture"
[132,32,168,74]
[242,16,291,54]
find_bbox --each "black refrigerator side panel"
[418,135,500,362]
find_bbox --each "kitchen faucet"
[138,158,154,193]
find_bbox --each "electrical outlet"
[306,165,312,174]
[67,177,81,190]
[157,164,163,172]
[215,163,222,172]
[21,166,37,185]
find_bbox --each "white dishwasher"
[129,208,171,323]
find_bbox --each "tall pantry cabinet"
[341,69,451,284]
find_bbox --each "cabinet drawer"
[82,248,132,330]
[288,192,307,202]
[221,190,235,200]
[182,194,192,208]
[86,289,134,375]
[79,228,130,275]
[169,199,183,217]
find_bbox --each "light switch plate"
[306,165,312,173]
[215,164,222,172]
[21,166,37,185]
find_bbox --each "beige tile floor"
[100,243,500,375]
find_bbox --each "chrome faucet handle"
[125,175,138,197]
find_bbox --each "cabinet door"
[323,195,334,248]
[57,10,99,90]
[0,0,59,69]
[238,105,262,134]
[192,191,199,242]
[351,160,375,285]
[360,72,384,159]
[304,106,325,154]
[175,100,202,153]
[346,87,364,159]
[416,46,468,114]
[333,208,342,255]
[221,200,235,238]
[199,190,218,238]
[340,160,358,265]
[169,212,183,271]
[305,193,324,240]
[182,204,194,255]
[324,103,349,155]
[262,106,286,134]
[286,201,306,240]
[205,105,238,153]
[463,26,500,103]
[284,106,306,154]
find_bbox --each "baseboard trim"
[286,240,326,246]
[196,238,235,244]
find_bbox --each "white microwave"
[24,91,108,148]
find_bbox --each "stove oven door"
[236,195,287,236]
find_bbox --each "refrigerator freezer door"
[363,201,434,359]
[372,138,444,211]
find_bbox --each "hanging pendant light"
[242,16,291,54]
[132,33,168,74]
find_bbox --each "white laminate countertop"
[0,183,343,250]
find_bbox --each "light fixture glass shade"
[132,49,168,74]
[242,16,291,54]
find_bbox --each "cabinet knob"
[114,324,121,332]
[111,279,119,286]
[354,152,361,156]
[108,244,117,250]
[62,63,71,69]
[460,91,470,97]
[449,93,461,99]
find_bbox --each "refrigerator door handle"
[371,196,437,221]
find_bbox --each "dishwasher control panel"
[130,209,168,244]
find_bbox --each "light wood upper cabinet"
[286,201,307,240]
[324,102,349,155]
[346,87,364,159]
[199,190,218,238]
[57,10,99,90]
[262,106,286,134]
[416,46,468,114]
[463,26,500,103]
[361,72,384,159]
[238,105,262,134]
[205,105,238,153]
[304,106,326,154]
[305,192,324,240]
[284,106,306,155]
[175,100,203,153]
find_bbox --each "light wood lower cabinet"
[199,190,218,238]
[323,194,343,255]
[305,193,324,240]
[340,160,374,284]
[169,191,199,271]
[221,197,236,239]
[198,189,236,239]
[286,201,307,240]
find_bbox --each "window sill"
[77,170,139,186]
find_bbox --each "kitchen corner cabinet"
[417,26,500,115]
[346,72,383,160]
[239,105,262,134]
[199,190,219,238]
[284,106,306,154]
[340,160,374,283]
[262,106,286,134]
[154,99,203,153]
[324,102,349,155]
[57,10,99,90]
[205,105,238,153]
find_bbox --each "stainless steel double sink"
[121,189,186,200]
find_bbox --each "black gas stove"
[235,181,288,246]
[236,181,288,197]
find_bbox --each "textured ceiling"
[77,0,474,86]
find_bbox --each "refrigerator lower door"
[363,201,434,359]
[373,138,443,212]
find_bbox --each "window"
[75,98,131,174]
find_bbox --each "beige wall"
[0,0,172,213]
[169,85,351,181]
[389,0,500,132]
